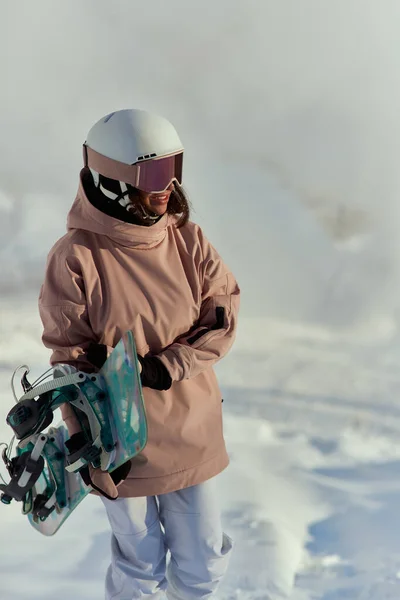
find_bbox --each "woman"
[39,109,240,599]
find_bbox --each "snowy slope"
[2,305,400,599]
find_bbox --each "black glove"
[137,355,172,390]
[86,343,172,390]
[86,343,108,370]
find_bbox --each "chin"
[152,206,168,216]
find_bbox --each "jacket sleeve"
[38,246,108,425]
[157,232,240,382]
[38,247,102,371]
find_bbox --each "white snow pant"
[101,478,233,599]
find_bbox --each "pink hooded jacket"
[38,172,240,497]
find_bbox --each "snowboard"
[21,330,147,536]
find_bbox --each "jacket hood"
[67,170,176,249]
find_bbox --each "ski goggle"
[83,145,183,193]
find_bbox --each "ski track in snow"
[1,306,400,599]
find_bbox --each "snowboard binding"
[1,430,66,520]
[0,363,119,521]
[0,331,147,536]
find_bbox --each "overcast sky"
[2,0,400,337]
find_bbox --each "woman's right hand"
[86,466,120,499]
[80,461,131,500]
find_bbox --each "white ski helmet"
[83,109,184,193]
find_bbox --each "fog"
[2,0,400,334]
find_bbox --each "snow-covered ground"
[2,303,400,599]
[3,1,400,598]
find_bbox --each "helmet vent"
[137,153,157,161]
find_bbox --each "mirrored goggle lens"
[83,145,183,192]
[136,153,183,193]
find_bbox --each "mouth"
[149,192,170,206]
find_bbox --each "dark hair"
[167,182,191,227]
[129,182,191,228]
